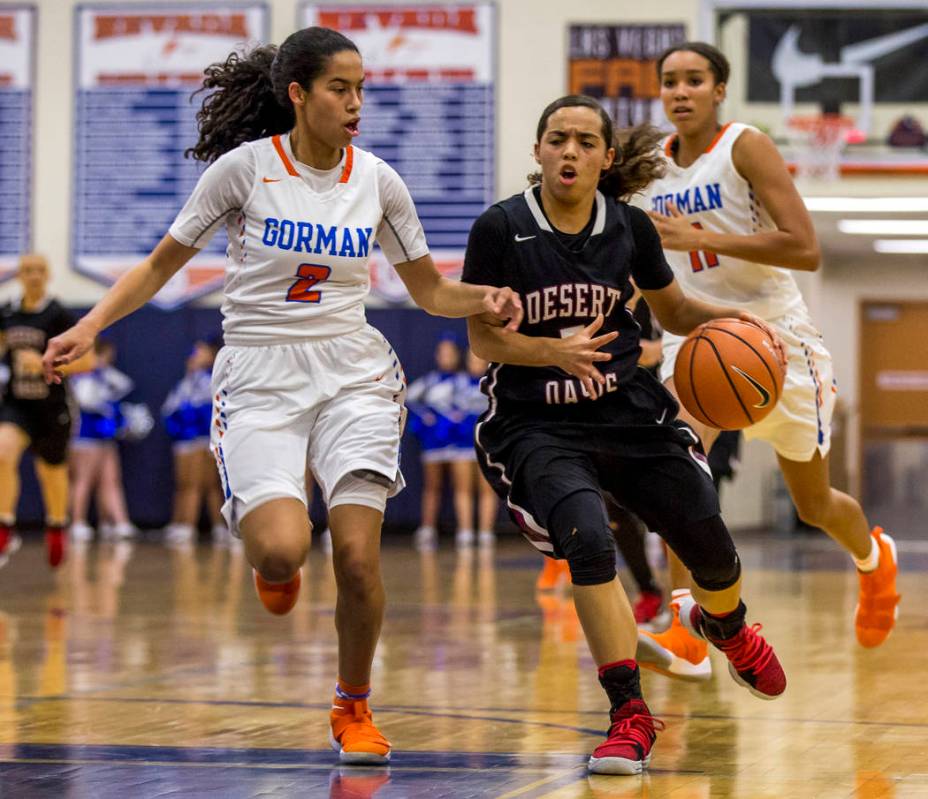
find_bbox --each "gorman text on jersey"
[262,217,374,258]
[649,182,722,215]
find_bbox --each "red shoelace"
[716,623,774,673]
[604,705,666,754]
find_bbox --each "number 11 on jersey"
[688,223,719,272]
[286,263,331,303]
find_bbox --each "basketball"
[673,318,786,430]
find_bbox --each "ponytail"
[186,27,359,163]
[598,124,666,201]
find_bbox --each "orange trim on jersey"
[272,135,300,177]
[339,146,354,184]
[665,123,733,158]
[704,122,732,153]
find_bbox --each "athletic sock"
[333,679,371,712]
[854,536,880,573]
[598,659,642,711]
[699,601,747,642]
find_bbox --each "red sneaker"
[588,698,664,775]
[680,597,786,700]
[45,527,66,569]
[633,591,663,624]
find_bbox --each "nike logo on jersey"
[731,365,771,408]
[262,177,282,183]
[514,234,536,242]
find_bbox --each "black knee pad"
[548,490,616,586]
[680,515,741,592]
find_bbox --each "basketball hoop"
[786,114,856,181]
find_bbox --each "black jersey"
[1,298,74,404]
[462,186,673,406]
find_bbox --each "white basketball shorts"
[210,325,407,533]
[660,313,837,462]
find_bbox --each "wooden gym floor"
[0,530,924,798]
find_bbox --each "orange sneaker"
[253,569,301,615]
[536,558,570,590]
[638,591,712,681]
[330,698,391,765]
[856,528,901,648]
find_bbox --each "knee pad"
[548,490,616,586]
[680,515,741,592]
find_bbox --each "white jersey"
[640,122,807,321]
[170,133,429,344]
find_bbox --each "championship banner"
[568,24,686,128]
[0,6,35,280]
[72,4,268,309]
[301,4,496,306]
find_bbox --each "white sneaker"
[70,521,95,542]
[477,530,496,549]
[320,528,333,554]
[414,526,437,551]
[105,522,138,540]
[455,529,475,549]
[165,523,195,547]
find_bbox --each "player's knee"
[678,515,741,592]
[250,535,309,582]
[548,490,616,586]
[333,548,381,599]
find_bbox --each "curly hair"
[185,27,359,163]
[527,95,665,201]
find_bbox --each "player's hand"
[481,286,523,331]
[737,312,788,373]
[647,202,701,251]
[42,323,95,384]
[551,314,618,397]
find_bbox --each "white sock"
[670,588,692,603]
[854,537,879,573]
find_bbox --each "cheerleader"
[162,337,226,545]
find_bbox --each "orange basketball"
[673,318,786,430]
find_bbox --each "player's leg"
[198,448,228,545]
[240,496,310,614]
[327,493,392,764]
[778,451,899,647]
[34,459,69,568]
[450,458,475,548]
[33,408,73,567]
[508,447,661,775]
[609,443,785,699]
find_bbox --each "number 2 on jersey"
[286,263,331,303]
[688,223,719,272]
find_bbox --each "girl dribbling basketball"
[640,43,899,673]
[43,27,521,765]
[464,94,787,775]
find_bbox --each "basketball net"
[786,114,854,181]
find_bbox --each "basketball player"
[639,42,899,679]
[43,27,521,765]
[0,254,93,568]
[464,95,786,775]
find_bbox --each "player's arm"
[393,256,522,330]
[468,313,617,398]
[647,128,820,271]
[43,235,198,382]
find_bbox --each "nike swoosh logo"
[514,234,536,242]
[731,366,771,408]
[262,177,282,183]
